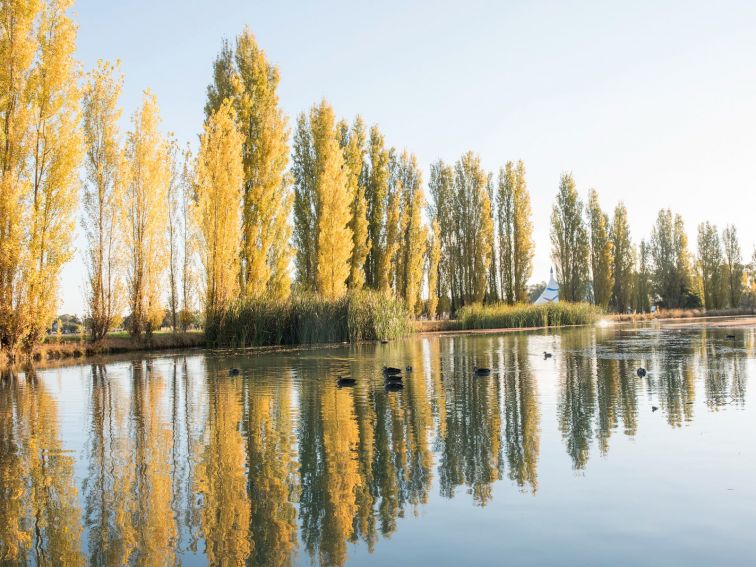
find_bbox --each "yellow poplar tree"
[82,59,125,341]
[206,28,293,301]
[0,0,83,355]
[195,100,244,318]
[311,101,352,298]
[124,91,170,338]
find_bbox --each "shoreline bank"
[4,311,754,371]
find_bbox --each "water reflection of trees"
[0,326,752,565]
[437,336,503,505]
[0,367,83,565]
[501,335,540,492]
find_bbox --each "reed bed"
[205,291,412,347]
[457,302,602,330]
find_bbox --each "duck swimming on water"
[544,352,553,359]
[474,366,491,376]
[337,377,356,387]
[383,366,402,375]
[229,368,240,376]
[636,367,647,378]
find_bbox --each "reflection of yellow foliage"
[132,367,177,565]
[195,378,251,565]
[247,383,298,567]
[320,386,362,566]
[0,376,32,560]
[0,372,84,564]
[504,336,540,493]
[85,368,138,564]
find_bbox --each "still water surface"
[1,322,755,566]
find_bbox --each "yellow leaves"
[123,90,171,337]
[82,59,125,340]
[206,28,293,301]
[312,101,353,299]
[0,0,83,354]
[195,99,244,315]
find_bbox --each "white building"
[534,268,559,305]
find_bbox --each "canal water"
[1,322,754,566]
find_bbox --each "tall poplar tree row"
[206,28,293,301]
[696,222,723,309]
[587,190,613,308]
[550,173,589,302]
[427,220,441,318]
[123,91,170,338]
[82,60,125,341]
[722,224,743,308]
[178,147,196,329]
[0,0,83,354]
[486,173,498,301]
[610,203,634,313]
[649,209,694,308]
[292,101,353,298]
[635,240,652,312]
[363,126,390,291]
[338,117,370,290]
[292,112,317,290]
[393,151,427,314]
[428,160,455,308]
[451,152,494,306]
[497,160,534,304]
[195,100,244,318]
[166,135,183,332]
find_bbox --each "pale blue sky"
[60,0,756,313]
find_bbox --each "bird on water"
[337,377,356,387]
[229,368,240,376]
[636,367,647,378]
[383,366,402,375]
[474,366,491,376]
[544,352,553,359]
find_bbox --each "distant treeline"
[2,3,756,358]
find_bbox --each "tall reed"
[457,302,601,330]
[205,290,412,347]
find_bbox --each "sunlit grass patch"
[205,290,412,347]
[457,302,602,330]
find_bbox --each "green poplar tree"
[550,173,589,302]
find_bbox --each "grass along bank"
[31,331,205,362]
[609,306,756,322]
[205,291,412,347]
[455,302,602,331]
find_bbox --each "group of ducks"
[337,365,410,390]
[337,361,500,390]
